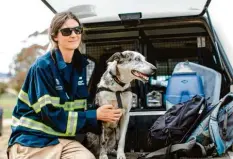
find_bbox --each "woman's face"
[54,18,82,51]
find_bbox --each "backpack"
[184,92,233,158]
[144,93,233,159]
[147,95,207,156]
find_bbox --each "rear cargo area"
[82,17,232,153]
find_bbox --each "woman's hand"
[97,105,122,123]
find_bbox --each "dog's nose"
[151,66,157,72]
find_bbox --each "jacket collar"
[54,48,66,70]
[53,48,89,72]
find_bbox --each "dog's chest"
[104,121,119,128]
[96,91,132,109]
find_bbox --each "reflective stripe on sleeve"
[18,90,31,107]
[18,89,86,113]
[11,116,77,137]
[66,112,78,136]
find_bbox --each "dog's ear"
[108,60,118,76]
[106,52,124,63]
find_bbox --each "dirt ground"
[0,119,11,159]
[0,119,232,159]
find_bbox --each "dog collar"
[109,71,126,87]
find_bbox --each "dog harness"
[96,87,132,109]
[96,70,132,108]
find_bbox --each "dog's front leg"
[99,125,109,159]
[117,110,130,159]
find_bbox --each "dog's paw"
[117,152,126,159]
[108,149,117,156]
[99,154,108,159]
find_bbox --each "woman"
[7,11,122,159]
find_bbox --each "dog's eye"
[135,57,141,61]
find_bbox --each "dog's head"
[106,50,156,83]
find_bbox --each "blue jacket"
[8,49,100,148]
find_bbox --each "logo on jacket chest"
[55,78,63,90]
[54,77,84,90]
[78,76,84,86]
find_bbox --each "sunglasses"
[59,26,83,36]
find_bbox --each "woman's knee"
[85,150,96,159]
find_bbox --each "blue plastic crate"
[165,72,205,110]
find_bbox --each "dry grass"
[0,93,15,159]
[0,93,17,119]
[0,123,11,159]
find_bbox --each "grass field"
[0,93,17,119]
[0,93,16,158]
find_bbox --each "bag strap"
[144,138,197,158]
[222,111,228,140]
[180,97,206,143]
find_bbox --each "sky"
[0,0,54,73]
[0,0,232,74]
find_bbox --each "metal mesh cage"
[86,40,138,61]
[85,40,139,86]
[155,58,199,81]
[151,36,212,49]
[150,37,203,81]
[85,40,140,103]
